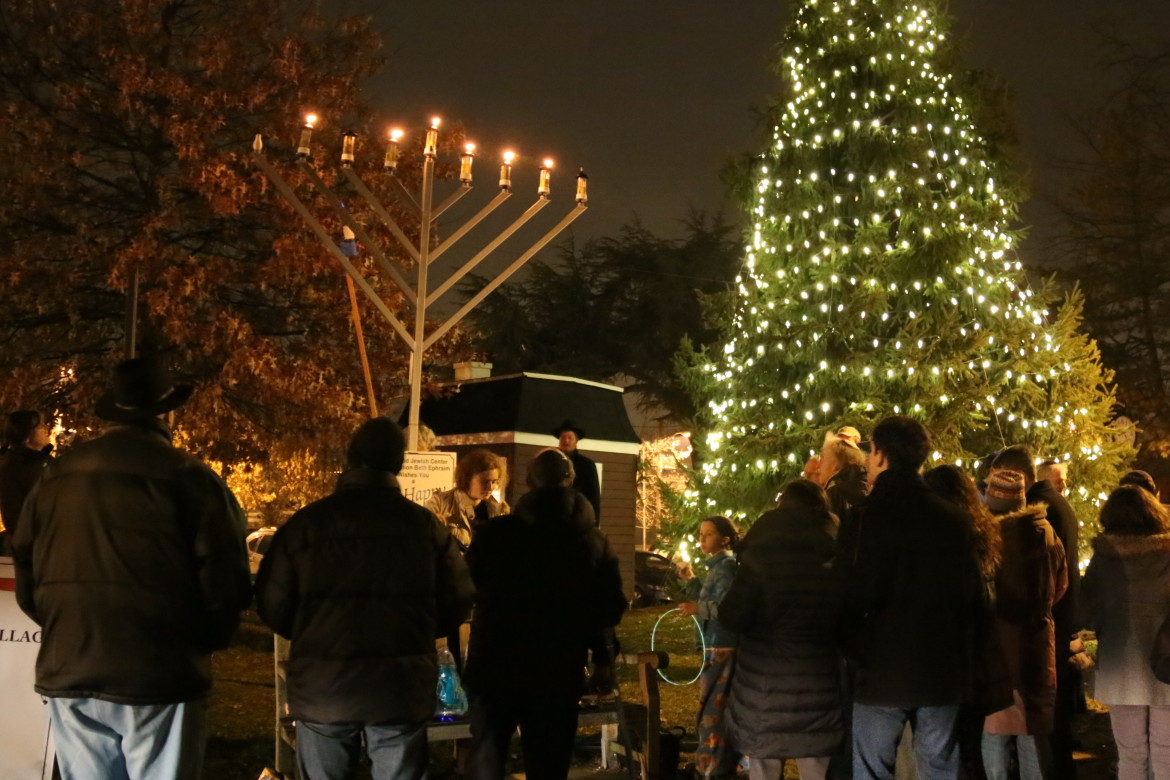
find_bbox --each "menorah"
[252,116,588,449]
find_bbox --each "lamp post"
[252,115,588,449]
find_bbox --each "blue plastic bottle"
[435,645,468,719]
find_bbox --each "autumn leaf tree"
[0,0,470,513]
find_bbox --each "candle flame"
[542,158,554,169]
[304,113,318,128]
[503,150,516,163]
[390,128,403,141]
[464,142,476,154]
[430,116,442,129]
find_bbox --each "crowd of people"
[3,355,1170,780]
[0,357,625,780]
[679,417,1170,780]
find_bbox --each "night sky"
[340,0,1169,270]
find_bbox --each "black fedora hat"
[551,419,586,439]
[95,356,194,423]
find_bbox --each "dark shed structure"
[418,372,642,598]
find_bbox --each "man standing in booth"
[554,419,601,521]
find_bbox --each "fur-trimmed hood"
[994,502,1048,529]
[1091,531,1170,558]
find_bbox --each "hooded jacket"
[984,503,1068,735]
[1082,531,1170,707]
[256,467,475,725]
[12,419,250,704]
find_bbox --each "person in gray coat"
[1082,485,1170,780]
[720,479,845,780]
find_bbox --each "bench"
[273,637,668,779]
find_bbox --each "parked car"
[633,550,682,608]
[246,526,277,576]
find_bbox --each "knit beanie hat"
[985,469,1026,515]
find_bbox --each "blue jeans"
[296,719,427,780]
[981,733,1052,779]
[852,703,960,779]
[48,697,206,780]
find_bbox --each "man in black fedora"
[12,356,250,780]
[553,419,601,521]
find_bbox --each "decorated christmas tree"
[685,0,1131,543]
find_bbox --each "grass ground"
[206,608,1117,779]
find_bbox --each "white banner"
[398,451,456,507]
[0,559,53,779]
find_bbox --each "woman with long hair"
[1083,485,1170,779]
[974,469,1066,780]
[924,464,1011,779]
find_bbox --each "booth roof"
[417,372,641,444]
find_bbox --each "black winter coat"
[463,486,626,700]
[1026,480,1079,639]
[720,505,845,759]
[568,450,602,520]
[12,419,250,705]
[255,467,474,725]
[845,467,984,707]
[0,444,51,537]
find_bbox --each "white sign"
[398,451,456,507]
[0,559,53,779]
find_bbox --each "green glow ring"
[650,607,707,686]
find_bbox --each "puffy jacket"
[721,505,845,759]
[845,467,984,707]
[463,485,626,699]
[255,467,474,725]
[984,504,1068,735]
[1083,531,1170,707]
[12,419,250,704]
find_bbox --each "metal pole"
[125,265,139,359]
[407,153,436,450]
[346,275,379,417]
[425,204,587,350]
[251,151,416,349]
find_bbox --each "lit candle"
[459,142,475,183]
[499,150,515,190]
[576,168,588,204]
[424,116,440,157]
[341,131,356,167]
[384,128,403,170]
[297,114,317,158]
[538,158,553,198]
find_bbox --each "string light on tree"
[684,0,1130,551]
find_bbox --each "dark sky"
[341,0,1170,266]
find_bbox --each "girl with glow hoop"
[678,516,741,780]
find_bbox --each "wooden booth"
[417,371,642,598]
